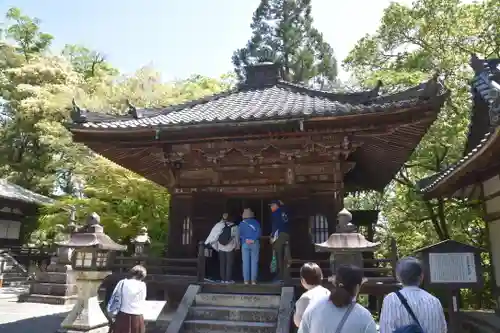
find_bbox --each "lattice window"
[0,220,21,239]
[182,217,193,245]
[309,214,329,247]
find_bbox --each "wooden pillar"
[167,194,194,258]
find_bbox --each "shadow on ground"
[0,312,69,333]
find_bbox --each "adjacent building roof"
[69,62,445,132]
[417,56,500,198]
[0,179,55,205]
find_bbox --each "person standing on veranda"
[269,200,289,282]
[204,213,240,283]
[239,208,261,285]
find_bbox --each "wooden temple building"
[418,56,500,332]
[0,179,54,248]
[69,63,447,295]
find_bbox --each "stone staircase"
[0,252,32,286]
[164,283,294,333]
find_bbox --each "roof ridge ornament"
[70,99,87,124]
[470,53,486,75]
[421,72,443,99]
[126,99,143,119]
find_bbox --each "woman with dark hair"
[107,265,147,333]
[298,265,377,333]
[294,262,330,327]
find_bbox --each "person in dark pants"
[205,213,240,283]
[270,200,289,282]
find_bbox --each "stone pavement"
[0,287,73,333]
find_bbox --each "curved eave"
[419,128,500,199]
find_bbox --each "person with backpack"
[298,265,377,333]
[204,213,240,283]
[239,208,262,285]
[379,257,447,333]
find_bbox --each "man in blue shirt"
[270,200,289,282]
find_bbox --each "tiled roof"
[418,56,500,195]
[70,77,444,130]
[0,179,55,205]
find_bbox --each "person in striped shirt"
[379,257,447,333]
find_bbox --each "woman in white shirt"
[107,265,147,333]
[294,262,330,327]
[298,265,377,333]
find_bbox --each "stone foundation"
[19,249,78,305]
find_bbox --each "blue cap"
[269,200,281,206]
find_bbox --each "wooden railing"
[0,246,53,272]
[112,248,200,280]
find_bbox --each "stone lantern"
[132,226,151,256]
[315,208,380,274]
[57,212,126,333]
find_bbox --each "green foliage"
[344,0,499,308]
[0,7,232,250]
[232,0,337,88]
[4,7,53,60]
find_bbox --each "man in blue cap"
[269,199,289,282]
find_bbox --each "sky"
[0,0,413,81]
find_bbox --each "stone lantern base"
[19,257,78,305]
[57,271,111,333]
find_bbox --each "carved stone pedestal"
[19,248,78,305]
[58,271,111,333]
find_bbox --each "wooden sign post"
[414,240,485,333]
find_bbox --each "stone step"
[146,320,170,333]
[201,283,282,295]
[195,293,280,308]
[189,305,278,322]
[182,319,275,333]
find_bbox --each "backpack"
[218,223,233,245]
[393,291,424,333]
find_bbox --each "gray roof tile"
[418,57,500,194]
[70,79,442,130]
[0,179,55,205]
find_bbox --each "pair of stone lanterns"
[57,213,126,333]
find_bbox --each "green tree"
[62,44,118,80]
[3,7,53,60]
[0,7,234,249]
[232,0,337,88]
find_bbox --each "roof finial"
[421,72,443,99]
[70,99,87,123]
[470,53,485,75]
[126,100,143,119]
[371,80,383,97]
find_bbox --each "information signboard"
[428,252,477,284]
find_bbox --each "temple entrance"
[226,198,274,282]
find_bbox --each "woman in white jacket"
[205,213,240,283]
